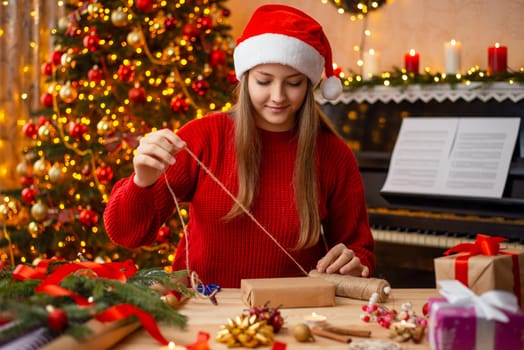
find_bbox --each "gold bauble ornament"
[48,164,63,183]
[47,82,58,94]
[59,82,78,103]
[7,199,19,213]
[38,124,56,141]
[16,161,29,176]
[97,119,113,136]
[31,201,48,222]
[0,204,9,222]
[60,51,74,67]
[33,158,49,177]
[127,30,143,47]
[87,2,101,15]
[57,17,70,32]
[28,221,41,237]
[111,7,128,27]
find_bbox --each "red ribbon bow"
[444,233,506,257]
[443,233,521,307]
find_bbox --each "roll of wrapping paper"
[308,270,391,302]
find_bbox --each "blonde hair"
[226,73,340,249]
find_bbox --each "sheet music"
[381,117,521,198]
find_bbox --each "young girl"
[104,4,375,288]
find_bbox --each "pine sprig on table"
[0,261,192,345]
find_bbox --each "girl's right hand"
[132,129,186,187]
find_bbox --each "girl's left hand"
[316,243,370,277]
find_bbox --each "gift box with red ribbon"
[428,280,524,350]
[433,234,524,308]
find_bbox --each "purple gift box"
[428,281,524,350]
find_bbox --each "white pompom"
[321,76,343,100]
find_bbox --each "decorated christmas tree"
[2,0,236,269]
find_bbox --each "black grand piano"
[318,82,524,287]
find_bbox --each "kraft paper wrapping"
[240,277,336,308]
[434,248,524,308]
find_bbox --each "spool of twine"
[308,270,391,302]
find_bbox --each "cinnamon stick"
[321,325,371,338]
[311,327,352,343]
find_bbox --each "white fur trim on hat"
[234,33,324,85]
[321,76,343,100]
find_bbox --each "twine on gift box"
[164,146,391,302]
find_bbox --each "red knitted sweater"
[104,113,375,287]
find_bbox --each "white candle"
[362,49,379,80]
[444,39,462,74]
[304,312,327,327]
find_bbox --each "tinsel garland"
[340,67,524,91]
[0,259,192,346]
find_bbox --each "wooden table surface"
[112,288,440,350]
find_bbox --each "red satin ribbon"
[186,331,211,350]
[444,233,521,306]
[96,304,169,346]
[10,259,172,345]
[444,233,506,257]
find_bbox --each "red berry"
[360,314,370,322]
[422,302,430,316]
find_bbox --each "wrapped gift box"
[428,281,524,350]
[433,235,524,308]
[240,277,336,308]
[428,299,524,350]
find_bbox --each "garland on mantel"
[338,66,524,91]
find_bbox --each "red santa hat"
[233,4,343,100]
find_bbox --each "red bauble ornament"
[164,16,177,30]
[117,64,135,82]
[226,70,238,84]
[182,24,199,39]
[22,122,38,139]
[21,187,37,205]
[83,31,100,52]
[155,226,172,243]
[38,116,51,126]
[40,93,54,108]
[333,66,343,77]
[136,0,153,12]
[196,16,213,31]
[48,308,68,332]
[50,50,63,66]
[68,121,87,139]
[128,86,146,103]
[221,8,231,17]
[170,97,189,114]
[41,62,53,76]
[191,79,209,96]
[209,49,226,68]
[79,208,99,227]
[95,165,114,184]
[66,22,80,37]
[88,66,103,83]
[20,176,34,187]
